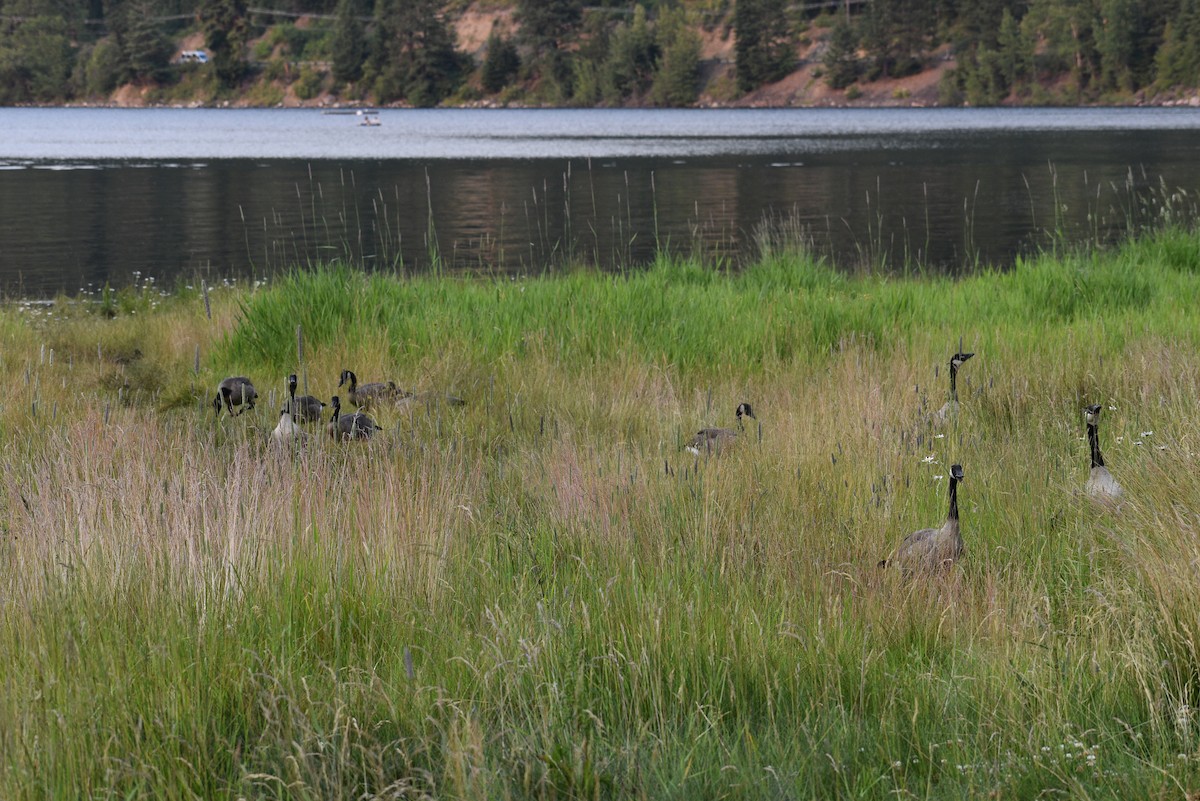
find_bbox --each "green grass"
[2,229,1200,798]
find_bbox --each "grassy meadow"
[2,231,1200,798]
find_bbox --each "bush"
[244,80,284,106]
[293,65,324,100]
[85,38,126,95]
[262,58,287,82]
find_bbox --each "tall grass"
[1,229,1200,797]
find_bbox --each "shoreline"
[34,93,1200,110]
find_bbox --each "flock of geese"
[880,351,1122,573]
[212,351,1124,576]
[212,369,462,442]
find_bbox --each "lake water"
[2,107,1200,295]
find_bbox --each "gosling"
[338,369,401,409]
[287,373,326,423]
[327,395,383,441]
[879,464,965,573]
[932,352,974,423]
[1084,404,1122,501]
[212,376,257,418]
[686,402,755,455]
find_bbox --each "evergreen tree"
[960,46,1003,104]
[371,0,465,107]
[1021,0,1097,85]
[568,11,611,105]
[481,29,520,94]
[120,0,172,83]
[515,0,581,94]
[860,0,933,79]
[651,6,701,106]
[331,0,366,84]
[995,8,1032,91]
[1154,0,1200,88]
[735,0,793,92]
[823,18,859,89]
[515,0,582,58]
[199,0,249,88]
[956,0,1011,49]
[602,5,658,102]
[1095,0,1138,90]
[0,13,74,102]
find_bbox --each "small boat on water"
[320,109,382,126]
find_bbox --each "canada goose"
[271,407,307,443]
[287,373,326,423]
[327,395,383,441]
[879,464,965,573]
[212,376,257,418]
[1084,404,1123,500]
[338,369,401,409]
[686,402,755,455]
[933,352,974,422]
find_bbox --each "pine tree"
[371,0,466,107]
[331,0,366,84]
[1021,0,1098,86]
[0,13,74,102]
[481,29,520,94]
[515,0,581,94]
[603,5,659,101]
[823,18,859,89]
[734,0,793,92]
[1154,0,1200,88]
[199,0,249,88]
[651,6,701,106]
[860,0,933,79]
[995,8,1031,91]
[1095,0,1137,90]
[121,0,172,83]
[515,0,582,58]
[957,0,1009,49]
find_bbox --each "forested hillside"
[1,0,1198,107]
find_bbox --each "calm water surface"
[2,107,1199,294]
